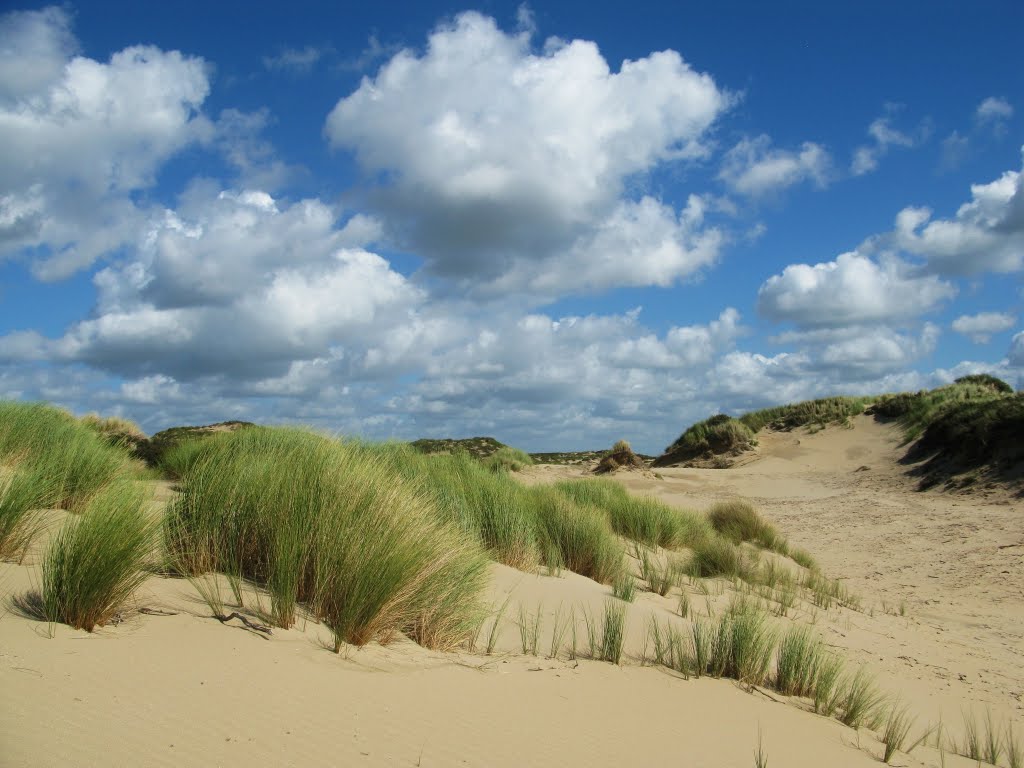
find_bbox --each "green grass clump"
[483,446,534,473]
[882,701,916,763]
[41,480,156,631]
[0,402,141,560]
[637,548,674,596]
[698,606,777,685]
[598,600,627,664]
[377,445,542,571]
[812,653,846,716]
[708,500,785,552]
[0,401,135,511]
[837,666,887,730]
[685,536,749,579]
[775,625,825,697]
[612,571,636,602]
[554,478,709,549]
[529,485,623,584]
[164,427,489,650]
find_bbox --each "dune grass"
[0,402,141,560]
[375,445,542,571]
[739,396,873,434]
[483,446,534,473]
[41,479,156,631]
[881,701,916,763]
[612,571,636,602]
[685,535,750,579]
[529,485,624,583]
[554,478,711,550]
[164,427,489,650]
[776,624,825,697]
[708,500,786,553]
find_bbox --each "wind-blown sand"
[1,415,1020,767]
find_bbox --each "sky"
[0,1,1022,454]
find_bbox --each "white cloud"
[263,46,324,74]
[951,312,1016,343]
[757,252,955,328]
[890,150,1024,274]
[976,96,1013,132]
[819,324,940,377]
[7,189,417,381]
[324,11,731,294]
[0,6,77,102]
[0,7,212,278]
[1009,332,1024,367]
[719,135,831,196]
[851,115,918,176]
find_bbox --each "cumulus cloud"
[951,312,1016,343]
[324,11,731,294]
[757,252,955,328]
[1,189,412,381]
[890,150,1024,274]
[851,114,918,176]
[975,96,1013,134]
[719,135,831,196]
[0,6,211,278]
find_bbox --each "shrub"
[42,479,157,631]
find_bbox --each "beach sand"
[1,415,1020,767]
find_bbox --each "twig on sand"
[139,607,179,616]
[214,611,272,636]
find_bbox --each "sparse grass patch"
[837,666,886,730]
[41,479,156,631]
[812,653,846,717]
[598,600,626,664]
[637,547,674,596]
[881,701,916,763]
[612,571,636,602]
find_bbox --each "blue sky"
[1,2,1022,453]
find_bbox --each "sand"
[1,415,1020,767]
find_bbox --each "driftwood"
[214,612,272,635]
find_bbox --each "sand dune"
[2,415,1020,767]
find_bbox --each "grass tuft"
[881,701,916,763]
[41,480,156,631]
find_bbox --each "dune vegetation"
[657,376,1022,489]
[3,397,1022,767]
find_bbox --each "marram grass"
[42,479,157,631]
[164,427,489,650]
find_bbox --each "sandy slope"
[1,416,1020,767]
